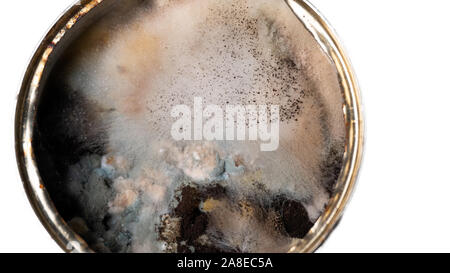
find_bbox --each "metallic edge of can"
[15,0,364,253]
[285,0,364,253]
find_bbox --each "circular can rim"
[15,0,364,253]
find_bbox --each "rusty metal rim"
[15,0,363,253]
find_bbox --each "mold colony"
[34,0,346,253]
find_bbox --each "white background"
[1,0,449,253]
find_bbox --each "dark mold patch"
[161,183,314,253]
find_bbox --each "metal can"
[15,0,363,253]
